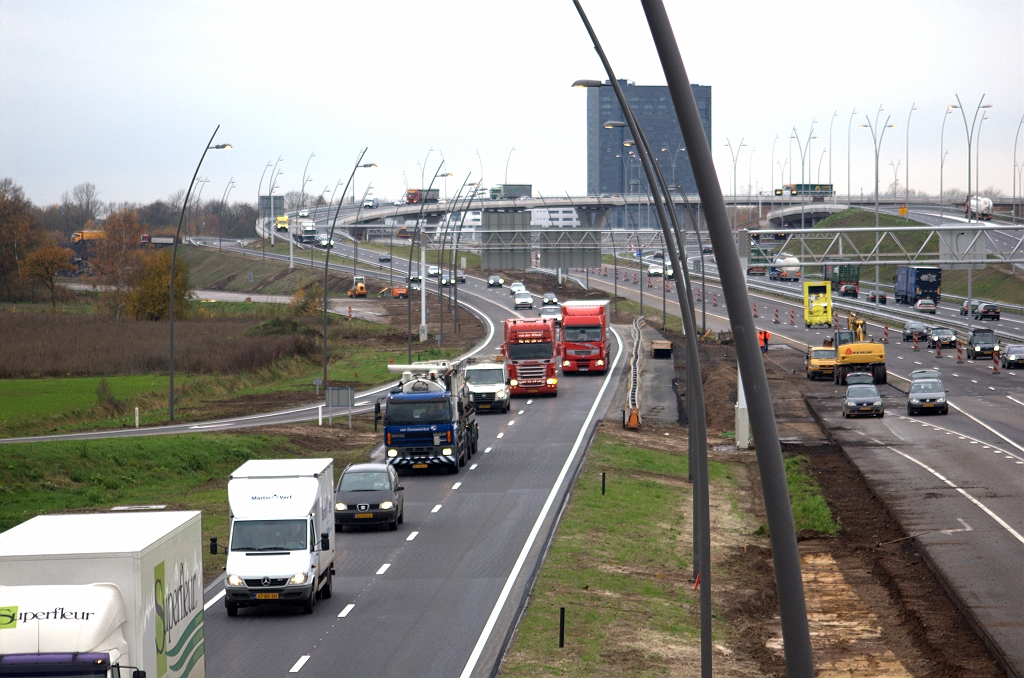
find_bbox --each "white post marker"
[458,326,624,678]
[318,405,323,426]
[135,407,139,428]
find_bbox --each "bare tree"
[94,208,145,321]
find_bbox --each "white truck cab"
[465,360,510,413]
[224,459,335,616]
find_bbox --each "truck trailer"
[823,263,860,291]
[502,318,559,396]
[223,459,336,616]
[0,511,205,678]
[895,265,941,305]
[488,184,532,200]
[404,189,440,205]
[560,300,609,374]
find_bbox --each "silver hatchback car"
[842,384,884,418]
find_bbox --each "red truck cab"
[502,318,559,396]
[560,301,609,374]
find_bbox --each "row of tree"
[1,178,188,318]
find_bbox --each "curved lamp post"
[405,166,452,360]
[257,161,273,260]
[168,127,230,420]
[322,151,375,388]
[905,104,917,220]
[504,146,516,186]
[861,107,896,307]
[219,177,235,252]
[940,106,954,221]
[1014,114,1024,224]
[847,108,857,204]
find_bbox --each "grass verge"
[784,455,840,535]
[0,430,376,583]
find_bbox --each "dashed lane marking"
[518,410,525,415]
[496,432,504,438]
[452,482,461,490]
[289,656,310,673]
[507,420,514,426]
[376,563,390,575]
[339,604,354,618]
[484,447,492,453]
[431,504,442,513]
[470,463,478,470]
[203,589,225,610]
[406,532,418,542]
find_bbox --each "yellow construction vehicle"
[803,280,832,328]
[833,312,886,385]
[348,275,367,298]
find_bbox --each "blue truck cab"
[377,362,478,474]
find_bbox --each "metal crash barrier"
[623,317,645,429]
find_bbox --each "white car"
[298,210,309,217]
[509,281,527,295]
[465,362,510,413]
[539,306,563,326]
[647,264,664,277]
[427,265,441,278]
[513,291,533,310]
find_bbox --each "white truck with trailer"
[0,511,205,678]
[222,459,335,616]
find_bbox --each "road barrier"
[790,309,795,325]
[712,293,718,307]
[774,308,779,324]
[993,348,1000,374]
[913,334,920,352]
[753,303,758,318]
[957,342,964,364]
[623,316,645,430]
[883,325,889,343]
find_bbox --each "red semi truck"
[502,318,559,396]
[560,300,609,374]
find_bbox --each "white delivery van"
[224,459,335,616]
[0,511,204,678]
[465,361,510,413]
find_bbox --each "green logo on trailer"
[154,561,167,676]
[0,606,17,630]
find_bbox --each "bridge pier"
[575,206,613,231]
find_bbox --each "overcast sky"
[3,0,1022,208]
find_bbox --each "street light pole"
[889,159,901,206]
[905,104,917,220]
[168,127,230,420]
[638,2,816,674]
[504,146,516,186]
[1014,114,1024,225]
[953,93,992,219]
[847,108,857,205]
[861,107,896,309]
[724,137,746,229]
[219,177,235,253]
[940,107,954,222]
[406,165,450,361]
[322,150,374,389]
[828,110,838,202]
[257,161,272,260]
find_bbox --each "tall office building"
[586,80,711,228]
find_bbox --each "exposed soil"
[707,345,1005,676]
[486,269,609,302]
[666,333,739,435]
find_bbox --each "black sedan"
[842,384,884,418]
[974,302,1000,321]
[378,253,392,262]
[927,328,957,348]
[487,275,504,287]
[838,284,858,298]
[440,275,452,286]
[542,292,559,306]
[902,322,927,342]
[1001,345,1024,369]
[867,291,886,304]
[335,463,404,531]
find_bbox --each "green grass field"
[0,432,376,582]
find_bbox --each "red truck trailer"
[560,300,609,374]
[502,318,559,396]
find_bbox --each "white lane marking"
[484,446,492,453]
[953,373,959,377]
[289,656,310,673]
[518,410,525,415]
[431,504,442,513]
[354,401,368,406]
[507,420,515,426]
[1008,395,1024,407]
[914,361,922,365]
[189,423,232,430]
[459,325,625,678]
[203,589,225,610]
[496,432,504,438]
[863,433,1024,546]
[452,482,462,489]
[949,401,1024,457]
[989,386,996,390]
[898,356,903,359]
[406,531,418,542]
[339,603,355,617]
[376,563,390,575]
[527,399,533,404]
[972,380,978,384]
[470,463,478,470]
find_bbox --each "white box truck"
[0,511,204,678]
[223,459,335,616]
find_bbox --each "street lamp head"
[572,79,603,88]
[361,163,377,168]
[210,144,232,150]
[981,104,993,109]
[603,120,627,128]
[623,139,635,147]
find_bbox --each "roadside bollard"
[913,334,919,352]
[936,339,942,358]
[696,289,702,302]
[774,308,779,324]
[957,342,964,364]
[633,273,638,284]
[753,304,758,318]
[713,293,718,307]
[602,472,606,495]
[883,325,889,343]
[135,407,139,429]
[790,309,796,325]
[993,348,1000,374]
[559,607,565,648]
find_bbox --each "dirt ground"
[652,340,1004,676]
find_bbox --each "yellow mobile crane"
[833,311,886,385]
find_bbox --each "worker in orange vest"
[763,330,771,353]
[757,330,766,354]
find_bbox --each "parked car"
[1000,345,1024,369]
[915,298,937,314]
[487,275,504,287]
[966,327,997,359]
[542,292,559,306]
[509,281,527,295]
[838,284,858,298]
[335,462,404,531]
[867,291,887,304]
[513,291,533,310]
[902,322,927,342]
[842,383,884,418]
[927,327,957,348]
[378,253,392,262]
[974,302,1000,321]
[539,306,563,327]
[906,378,948,416]
[909,368,941,382]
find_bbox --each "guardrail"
[623,317,645,429]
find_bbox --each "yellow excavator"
[348,275,367,298]
[833,311,886,384]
